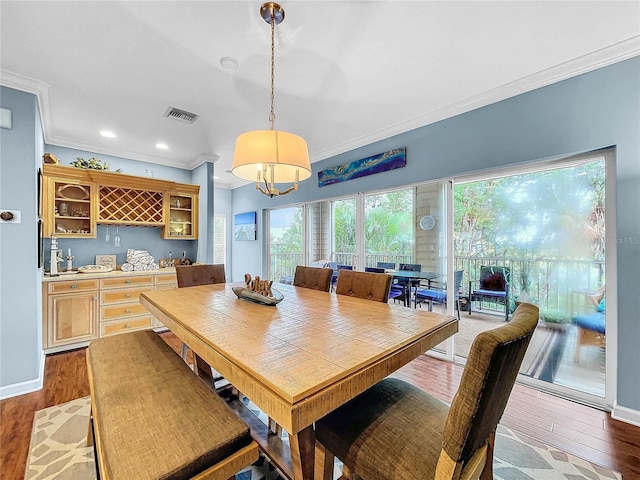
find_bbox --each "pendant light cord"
[269,10,276,130]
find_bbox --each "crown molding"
[310,36,640,164]
[1,69,52,140]
[4,36,639,181]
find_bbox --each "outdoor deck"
[395,301,605,398]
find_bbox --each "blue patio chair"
[331,264,353,291]
[395,263,421,305]
[376,262,396,270]
[365,267,385,273]
[415,270,464,319]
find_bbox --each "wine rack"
[99,186,164,225]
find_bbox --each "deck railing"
[270,251,605,315]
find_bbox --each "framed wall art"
[317,147,406,187]
[234,211,257,241]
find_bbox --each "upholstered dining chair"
[315,302,539,480]
[335,269,392,303]
[176,263,226,287]
[292,265,333,292]
[175,264,229,394]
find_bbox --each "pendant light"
[232,2,311,197]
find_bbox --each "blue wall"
[42,145,201,267]
[232,58,640,412]
[0,87,43,393]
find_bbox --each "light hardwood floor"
[1,332,638,480]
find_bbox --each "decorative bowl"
[232,286,284,306]
[78,264,113,273]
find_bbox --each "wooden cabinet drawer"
[100,316,153,336]
[101,303,149,320]
[155,284,177,291]
[48,279,99,294]
[101,287,152,305]
[100,276,153,289]
[155,273,177,285]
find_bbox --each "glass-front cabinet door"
[163,192,198,239]
[44,176,97,238]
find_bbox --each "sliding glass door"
[363,189,414,268]
[268,206,304,281]
[452,149,614,408]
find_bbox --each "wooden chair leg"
[86,408,94,447]
[479,431,495,480]
[341,464,362,479]
[315,441,335,480]
[194,353,215,388]
[268,417,283,437]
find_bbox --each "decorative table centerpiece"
[232,274,284,306]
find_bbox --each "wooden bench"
[86,330,258,480]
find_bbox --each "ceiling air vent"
[163,106,199,124]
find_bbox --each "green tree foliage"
[454,160,606,300]
[334,198,356,253]
[364,190,413,255]
[454,161,604,262]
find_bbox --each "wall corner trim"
[611,402,640,428]
[0,351,45,400]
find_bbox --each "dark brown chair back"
[440,302,538,470]
[335,269,392,303]
[176,264,226,288]
[293,265,333,292]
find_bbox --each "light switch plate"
[0,108,12,129]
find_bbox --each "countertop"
[42,267,177,282]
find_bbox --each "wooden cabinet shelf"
[164,192,198,239]
[43,165,199,238]
[44,175,97,238]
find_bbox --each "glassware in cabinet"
[45,177,97,238]
[164,192,198,239]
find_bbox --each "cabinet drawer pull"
[71,284,77,289]
[125,280,131,284]
[125,308,131,313]
[125,293,131,298]
[125,323,130,328]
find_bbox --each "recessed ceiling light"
[220,56,239,70]
[100,130,116,138]
[155,143,169,150]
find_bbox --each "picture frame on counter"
[95,254,117,270]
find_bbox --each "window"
[213,214,226,264]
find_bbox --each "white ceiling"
[1,1,639,188]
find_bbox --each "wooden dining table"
[140,282,457,480]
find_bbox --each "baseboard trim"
[612,402,640,427]
[0,351,45,400]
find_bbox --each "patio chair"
[395,263,421,305]
[570,286,606,363]
[314,302,539,480]
[377,262,403,302]
[365,266,386,273]
[469,266,511,321]
[376,261,396,270]
[331,264,353,291]
[416,270,464,319]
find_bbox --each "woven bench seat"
[87,330,258,480]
